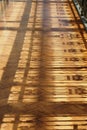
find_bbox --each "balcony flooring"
[0,0,87,129]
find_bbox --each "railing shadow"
[0,0,87,129]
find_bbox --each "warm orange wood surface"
[0,0,87,129]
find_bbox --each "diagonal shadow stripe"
[0,102,87,115]
[0,0,32,101]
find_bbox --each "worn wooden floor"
[0,0,87,129]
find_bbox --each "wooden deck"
[0,0,87,129]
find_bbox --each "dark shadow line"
[0,27,84,31]
[18,0,38,102]
[0,0,32,128]
[33,0,68,3]
[0,1,32,85]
